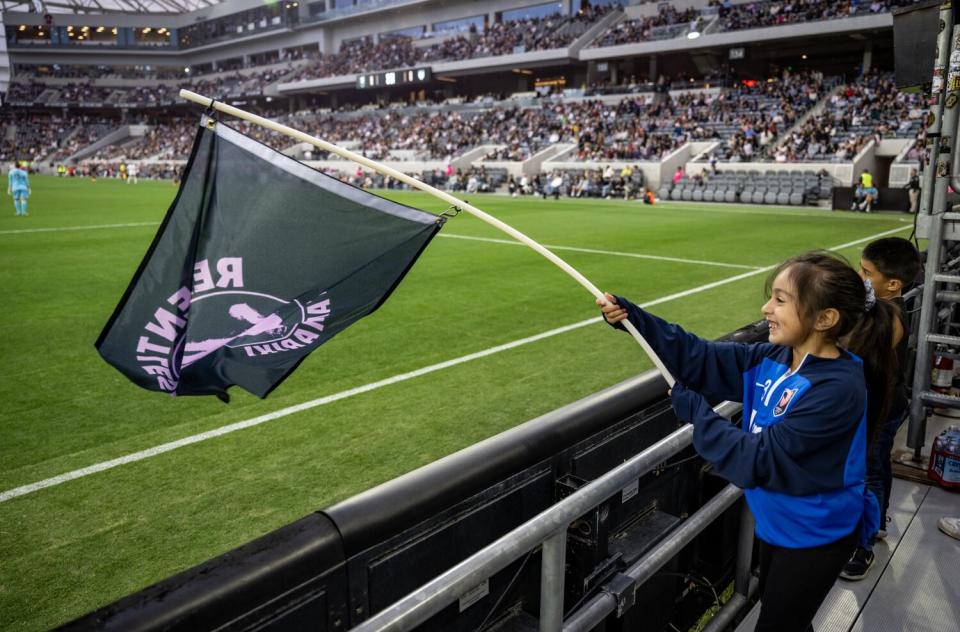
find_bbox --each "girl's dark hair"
[766,250,898,442]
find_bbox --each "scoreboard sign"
[357,67,431,89]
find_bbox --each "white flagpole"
[178,89,676,387]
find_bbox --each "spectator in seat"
[904,168,920,213]
[672,166,684,185]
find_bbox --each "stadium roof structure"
[0,0,223,14]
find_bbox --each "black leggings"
[755,529,857,632]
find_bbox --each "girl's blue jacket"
[610,296,876,548]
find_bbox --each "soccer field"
[0,175,914,630]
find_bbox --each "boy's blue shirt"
[612,296,874,548]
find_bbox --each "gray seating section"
[656,169,836,206]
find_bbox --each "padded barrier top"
[325,320,769,555]
[59,512,344,631]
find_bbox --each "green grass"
[0,176,913,630]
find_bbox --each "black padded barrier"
[61,320,770,632]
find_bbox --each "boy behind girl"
[841,237,922,580]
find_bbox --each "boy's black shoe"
[839,547,875,581]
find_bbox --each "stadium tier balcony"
[714,0,924,33]
[589,6,702,47]
[288,6,617,83]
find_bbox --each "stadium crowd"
[590,6,700,47]
[289,4,617,82]
[2,60,927,189]
[714,0,924,32]
[767,72,926,162]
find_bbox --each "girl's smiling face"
[762,267,807,347]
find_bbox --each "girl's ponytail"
[845,295,900,444]
[767,251,901,444]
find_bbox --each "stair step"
[926,333,960,346]
[936,291,960,303]
[920,390,960,408]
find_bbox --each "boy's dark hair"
[862,237,922,286]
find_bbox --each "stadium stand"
[589,6,702,47]
[714,0,925,32]
[287,4,620,82]
[0,0,930,202]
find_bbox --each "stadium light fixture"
[18,25,25,31]
[66,25,73,31]
[802,54,808,60]
[96,26,104,33]
[143,27,152,34]
[687,30,701,40]
[112,28,118,35]
[82,25,89,32]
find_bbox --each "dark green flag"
[96,116,443,400]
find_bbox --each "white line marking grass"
[658,200,915,223]
[438,234,761,269]
[0,220,761,268]
[0,222,158,235]
[0,224,911,503]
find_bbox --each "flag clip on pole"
[177,89,676,389]
[438,205,462,220]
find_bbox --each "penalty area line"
[0,224,911,504]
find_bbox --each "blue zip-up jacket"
[611,296,870,548]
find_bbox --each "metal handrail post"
[908,4,956,457]
[562,484,744,632]
[539,530,568,632]
[734,500,755,598]
[348,401,741,632]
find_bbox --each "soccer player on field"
[7,162,31,217]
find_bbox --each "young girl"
[598,251,895,632]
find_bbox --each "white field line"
[0,220,761,269]
[657,201,916,223]
[0,222,158,235]
[0,224,911,503]
[438,234,761,270]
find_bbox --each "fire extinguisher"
[932,347,955,413]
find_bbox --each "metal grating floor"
[734,478,960,632]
